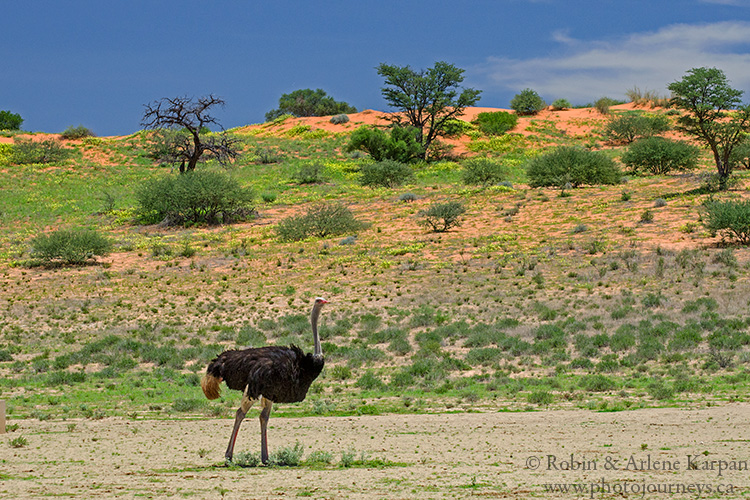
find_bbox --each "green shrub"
[306,450,334,465]
[610,328,636,352]
[442,118,475,137]
[551,99,571,110]
[10,137,71,164]
[580,374,617,392]
[276,202,365,241]
[359,160,414,188]
[398,192,418,202]
[461,157,509,185]
[355,370,385,390]
[417,201,467,232]
[265,88,356,121]
[231,451,261,467]
[329,114,350,125]
[135,169,254,226]
[621,137,700,175]
[60,125,95,140]
[172,398,205,413]
[0,110,23,130]
[510,88,546,115]
[346,126,424,163]
[702,198,750,244]
[30,228,112,266]
[594,97,621,115]
[604,112,671,143]
[472,111,518,136]
[268,440,305,466]
[0,143,12,165]
[647,380,674,400]
[526,146,622,188]
[527,390,554,405]
[294,163,325,184]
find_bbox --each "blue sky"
[3,0,750,135]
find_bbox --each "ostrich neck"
[311,306,323,357]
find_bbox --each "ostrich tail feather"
[201,373,222,400]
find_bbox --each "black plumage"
[206,345,324,403]
[202,297,328,463]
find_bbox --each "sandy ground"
[2,404,749,499]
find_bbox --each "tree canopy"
[0,110,23,131]
[265,89,357,121]
[668,67,750,188]
[377,61,481,160]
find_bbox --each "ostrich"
[201,297,328,463]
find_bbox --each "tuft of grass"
[268,440,305,466]
[10,436,28,448]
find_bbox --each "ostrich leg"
[225,391,255,461]
[259,396,273,464]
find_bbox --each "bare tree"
[141,95,240,172]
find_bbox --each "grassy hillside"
[1,105,749,423]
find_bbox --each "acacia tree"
[377,61,481,160]
[141,95,240,172]
[668,67,750,189]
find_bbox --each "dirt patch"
[3,404,748,498]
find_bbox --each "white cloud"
[699,0,750,6]
[471,21,750,104]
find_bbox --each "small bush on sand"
[526,146,621,189]
[417,201,467,232]
[461,157,510,185]
[30,228,112,266]
[551,99,571,110]
[60,125,95,140]
[360,160,415,188]
[329,114,350,125]
[136,169,254,226]
[622,137,699,175]
[510,88,546,116]
[472,111,518,136]
[702,198,750,245]
[276,202,366,241]
[11,137,71,164]
[604,113,671,144]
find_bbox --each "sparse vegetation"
[2,70,750,495]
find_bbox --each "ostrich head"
[311,297,328,357]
